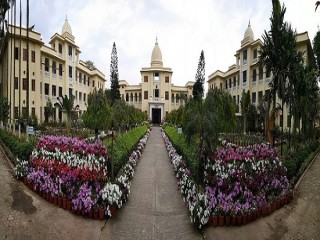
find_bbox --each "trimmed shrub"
[108,125,148,176]
[0,129,34,163]
[164,126,198,181]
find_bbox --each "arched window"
[126,93,129,102]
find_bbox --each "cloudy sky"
[13,0,320,89]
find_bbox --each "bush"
[108,125,148,176]
[164,126,198,181]
[283,141,320,184]
[0,129,34,163]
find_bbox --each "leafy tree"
[85,60,96,70]
[0,96,10,125]
[183,89,236,185]
[111,100,128,133]
[44,98,54,124]
[192,50,205,100]
[58,95,75,134]
[240,90,251,133]
[110,42,120,104]
[82,89,111,140]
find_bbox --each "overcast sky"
[13,0,320,89]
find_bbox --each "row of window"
[52,43,73,57]
[14,107,36,119]
[241,48,259,64]
[14,47,36,62]
[223,68,271,90]
[14,77,36,91]
[143,75,170,83]
[124,91,186,102]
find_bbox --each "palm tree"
[316,1,320,11]
[58,95,75,134]
[259,0,300,144]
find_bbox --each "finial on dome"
[156,36,158,44]
[248,20,251,27]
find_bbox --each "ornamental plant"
[14,158,29,179]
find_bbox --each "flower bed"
[14,129,151,219]
[161,129,292,229]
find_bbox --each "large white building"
[0,17,106,124]
[207,23,314,130]
[119,39,194,124]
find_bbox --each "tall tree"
[110,42,120,104]
[259,0,299,143]
[82,89,111,140]
[240,90,251,133]
[313,30,320,72]
[192,50,205,100]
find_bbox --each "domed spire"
[244,20,254,40]
[62,15,72,35]
[151,37,163,67]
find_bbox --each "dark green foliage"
[82,89,111,139]
[0,96,10,124]
[0,129,34,162]
[164,126,199,181]
[313,30,320,71]
[110,42,120,104]
[108,125,148,176]
[283,141,320,183]
[192,50,205,100]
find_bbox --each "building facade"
[0,17,106,124]
[207,23,314,130]
[119,40,194,124]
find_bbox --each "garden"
[11,124,151,220]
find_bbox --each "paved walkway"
[0,127,319,239]
[105,126,202,239]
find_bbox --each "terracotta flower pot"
[237,215,242,226]
[50,195,54,203]
[99,207,105,220]
[58,197,63,208]
[225,216,231,226]
[231,216,237,226]
[53,196,58,205]
[218,215,225,227]
[252,211,257,221]
[256,209,261,218]
[276,199,281,209]
[93,210,98,219]
[88,209,93,218]
[110,205,117,217]
[248,213,252,223]
[211,216,218,227]
[261,206,267,217]
[270,203,276,213]
[280,197,285,207]
[242,214,248,225]
[67,200,72,211]
[62,198,67,209]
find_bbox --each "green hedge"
[0,129,34,163]
[283,141,320,184]
[164,126,199,181]
[108,125,148,176]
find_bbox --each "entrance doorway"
[152,108,161,124]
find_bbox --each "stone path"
[105,126,202,239]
